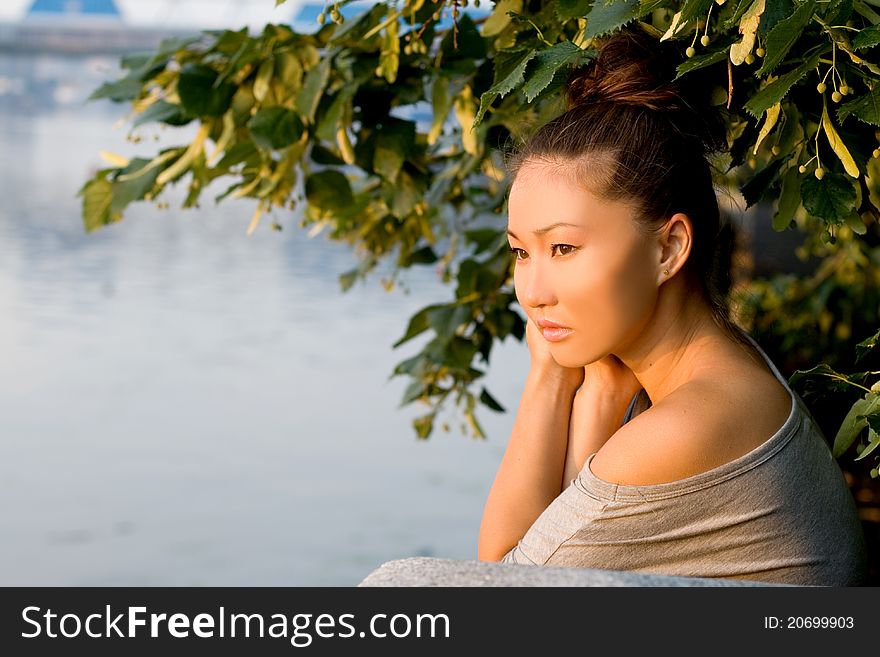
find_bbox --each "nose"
[514,261,556,310]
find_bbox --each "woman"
[477,30,868,585]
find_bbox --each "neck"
[614,277,733,406]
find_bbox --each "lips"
[535,318,573,342]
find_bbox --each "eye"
[508,246,527,261]
[551,244,577,257]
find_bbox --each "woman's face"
[506,161,662,367]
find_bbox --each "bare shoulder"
[589,366,793,486]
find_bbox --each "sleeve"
[497,478,610,567]
[500,541,540,565]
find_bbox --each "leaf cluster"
[80,1,880,466]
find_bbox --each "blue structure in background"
[292,2,491,31]
[27,0,121,17]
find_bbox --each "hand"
[581,353,643,404]
[564,355,643,480]
[524,316,585,390]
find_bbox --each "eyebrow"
[506,222,583,240]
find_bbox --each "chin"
[548,348,587,369]
[551,342,607,369]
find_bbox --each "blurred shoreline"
[0,20,194,55]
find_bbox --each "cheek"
[574,245,656,328]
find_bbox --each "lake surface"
[0,52,527,585]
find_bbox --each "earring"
[663,269,670,276]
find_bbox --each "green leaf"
[79,175,115,232]
[401,380,428,406]
[428,75,452,145]
[855,329,880,363]
[489,49,538,98]
[475,49,538,125]
[330,2,387,44]
[853,24,880,49]
[215,142,258,171]
[482,0,523,36]
[724,0,756,29]
[390,168,424,218]
[111,157,163,212]
[305,170,353,214]
[757,0,794,36]
[393,303,445,348]
[844,209,868,234]
[855,421,880,461]
[756,0,816,76]
[456,259,480,299]
[427,304,472,341]
[297,58,332,124]
[253,57,275,103]
[837,87,880,126]
[825,0,854,24]
[247,107,304,150]
[583,0,643,39]
[88,77,144,102]
[788,362,873,392]
[833,392,880,457]
[464,228,506,255]
[743,51,822,118]
[412,413,435,440]
[178,64,237,117]
[555,0,592,21]
[741,159,783,208]
[521,42,595,102]
[675,48,728,80]
[480,387,506,412]
[440,12,486,62]
[679,0,714,25]
[400,246,439,267]
[373,120,416,181]
[132,100,191,128]
[273,52,304,97]
[800,171,858,221]
[315,86,356,142]
[773,166,801,230]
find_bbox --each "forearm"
[478,369,579,561]
[561,385,632,486]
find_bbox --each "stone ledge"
[358,557,791,587]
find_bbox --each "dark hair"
[504,29,755,353]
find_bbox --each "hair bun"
[566,29,725,153]
[566,30,683,111]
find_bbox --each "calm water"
[0,52,527,585]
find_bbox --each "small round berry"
[816,82,827,94]
[873,148,880,158]
[798,165,807,174]
[756,47,765,57]
[832,91,842,103]
[840,84,850,95]
[771,145,781,156]
[686,46,696,58]
[815,167,825,180]
[700,35,710,47]
[871,468,879,478]
[745,53,755,65]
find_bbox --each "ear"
[657,212,693,281]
